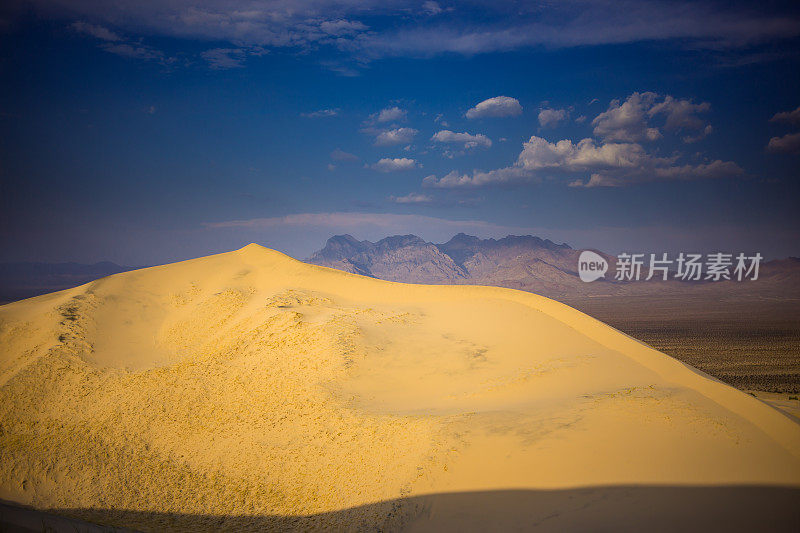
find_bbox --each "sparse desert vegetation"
[568,295,800,393]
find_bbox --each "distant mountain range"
[307,233,800,298]
[307,233,622,297]
[1,237,797,304]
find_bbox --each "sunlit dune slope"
[1,244,799,531]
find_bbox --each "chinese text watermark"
[578,251,762,283]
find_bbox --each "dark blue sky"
[1,1,799,264]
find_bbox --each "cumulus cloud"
[423,167,530,188]
[649,95,710,131]
[390,192,433,203]
[302,108,340,118]
[771,106,800,125]
[423,135,743,188]
[372,157,418,172]
[374,127,418,146]
[767,106,800,153]
[374,106,407,123]
[431,130,492,149]
[538,108,568,128]
[466,96,522,119]
[592,92,711,143]
[592,92,663,142]
[330,148,358,161]
[767,132,800,154]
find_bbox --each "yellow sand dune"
[1,244,798,531]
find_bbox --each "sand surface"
[1,244,799,531]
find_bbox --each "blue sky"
[1,1,799,264]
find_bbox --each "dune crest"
[1,244,799,531]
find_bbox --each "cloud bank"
[422,91,738,188]
[47,1,800,70]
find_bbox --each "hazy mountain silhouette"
[308,233,617,296]
[308,234,800,298]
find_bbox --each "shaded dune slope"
[0,244,798,531]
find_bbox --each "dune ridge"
[1,244,799,531]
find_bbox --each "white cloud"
[767,132,800,154]
[390,193,433,203]
[372,157,418,172]
[375,106,407,123]
[302,108,340,118]
[538,108,568,128]
[374,127,418,146]
[431,130,491,149]
[771,106,800,125]
[466,96,522,119]
[592,92,711,143]
[517,136,646,170]
[592,92,662,142]
[330,148,358,161]
[423,135,743,188]
[71,21,122,41]
[649,95,710,132]
[423,167,530,188]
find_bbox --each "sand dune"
[1,244,799,531]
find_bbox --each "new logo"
[578,250,608,282]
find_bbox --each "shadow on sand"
[2,485,799,532]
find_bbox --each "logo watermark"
[578,251,608,282]
[578,252,762,283]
